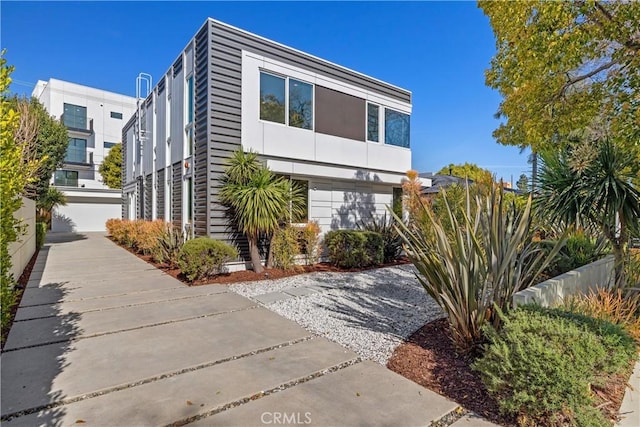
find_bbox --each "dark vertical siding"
[172,162,182,227]
[157,168,165,220]
[193,25,209,237]
[144,174,152,220]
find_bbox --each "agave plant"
[357,212,403,263]
[394,186,565,353]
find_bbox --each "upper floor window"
[289,79,313,130]
[63,103,87,129]
[384,109,410,148]
[186,75,194,124]
[66,138,87,163]
[367,103,379,142]
[110,111,123,119]
[104,141,117,149]
[260,72,285,124]
[260,72,313,130]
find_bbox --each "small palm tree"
[220,150,304,273]
[36,186,67,227]
[537,138,640,286]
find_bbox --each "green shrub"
[358,213,403,263]
[178,237,238,282]
[271,226,300,270]
[151,223,185,268]
[395,186,565,352]
[300,221,321,265]
[473,305,636,426]
[324,230,384,268]
[35,222,46,248]
[540,232,605,278]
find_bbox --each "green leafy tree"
[516,174,528,192]
[479,1,640,162]
[436,162,494,187]
[220,150,304,273]
[536,135,640,286]
[0,52,40,339]
[9,96,68,204]
[99,143,122,189]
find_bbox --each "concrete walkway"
[1,233,465,426]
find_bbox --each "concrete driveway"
[1,233,461,426]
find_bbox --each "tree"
[219,150,304,273]
[536,134,640,286]
[8,96,68,202]
[36,186,66,228]
[516,174,528,192]
[99,143,122,189]
[479,1,640,160]
[0,52,40,337]
[436,163,494,186]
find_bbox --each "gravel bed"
[230,265,444,364]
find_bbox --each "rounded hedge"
[178,237,238,282]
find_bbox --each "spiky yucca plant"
[394,186,565,353]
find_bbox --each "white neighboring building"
[32,78,137,232]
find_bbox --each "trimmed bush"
[178,237,238,282]
[135,220,165,255]
[473,305,636,426]
[35,222,46,248]
[324,230,384,268]
[271,226,300,270]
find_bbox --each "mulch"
[387,317,635,427]
[1,247,39,351]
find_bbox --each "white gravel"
[229,265,444,364]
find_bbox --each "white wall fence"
[8,197,36,281]
[513,255,615,308]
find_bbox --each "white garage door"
[52,202,121,232]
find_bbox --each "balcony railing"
[64,148,93,165]
[54,176,78,187]
[61,114,93,133]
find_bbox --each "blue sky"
[2,1,530,183]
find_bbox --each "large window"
[289,79,313,129]
[260,72,313,130]
[367,103,379,142]
[384,109,410,148]
[260,72,285,124]
[63,103,87,129]
[66,138,87,163]
[54,170,78,187]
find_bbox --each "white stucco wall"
[8,197,36,280]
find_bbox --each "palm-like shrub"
[536,137,640,286]
[219,150,304,273]
[394,186,565,352]
[357,212,403,263]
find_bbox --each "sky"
[2,1,531,184]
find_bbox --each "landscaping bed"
[111,236,411,286]
[389,315,636,427]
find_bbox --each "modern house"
[122,19,412,265]
[32,79,137,232]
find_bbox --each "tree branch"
[559,59,618,97]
